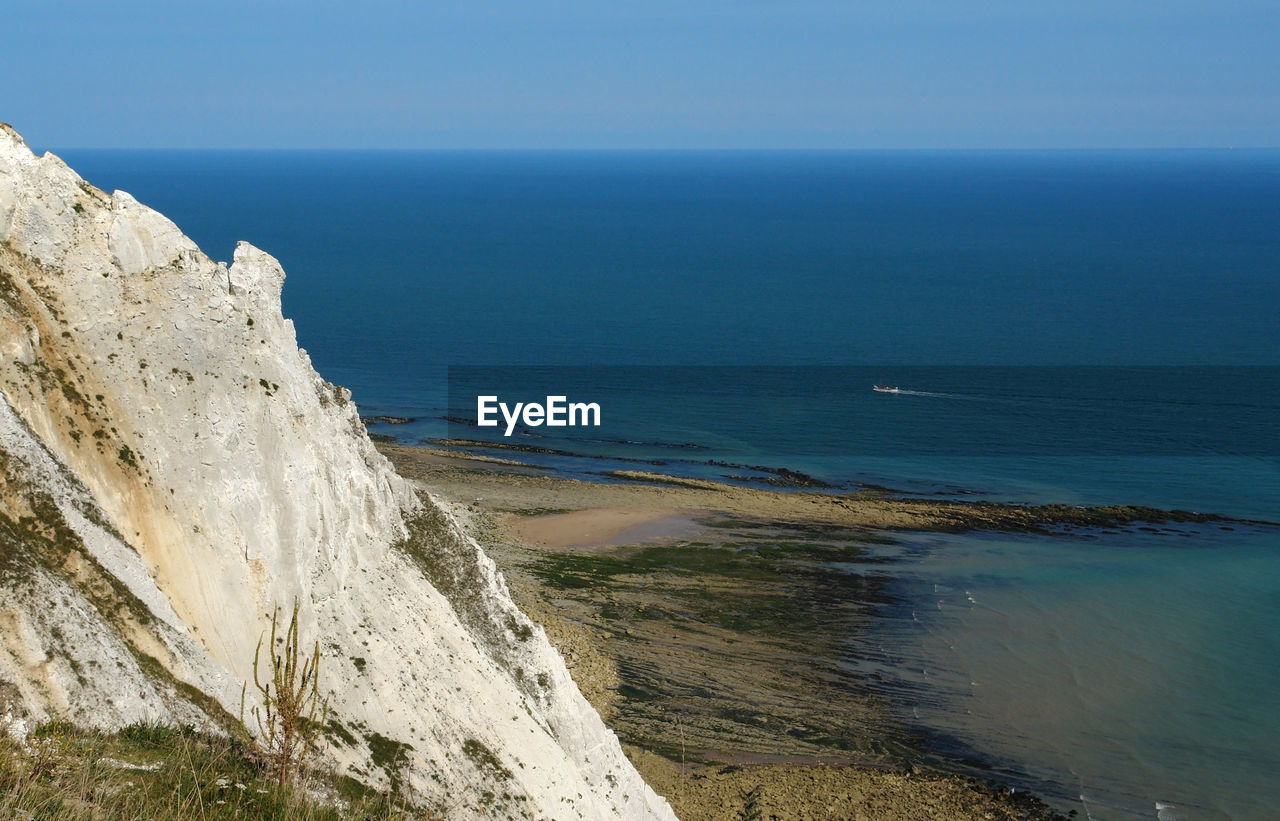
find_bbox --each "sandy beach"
[378,444,1111,820]
[384,443,1225,533]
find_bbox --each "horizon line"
[39,144,1280,154]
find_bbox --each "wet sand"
[384,444,1227,534]
[381,444,1096,820]
[508,507,699,549]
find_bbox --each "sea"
[55,148,1280,820]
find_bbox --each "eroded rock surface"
[0,123,674,820]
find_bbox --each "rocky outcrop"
[0,123,675,820]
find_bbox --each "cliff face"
[0,124,674,820]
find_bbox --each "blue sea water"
[55,148,1280,819]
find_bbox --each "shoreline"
[384,443,1252,534]
[384,440,1280,819]
[381,442,1274,818]
[382,442,1257,819]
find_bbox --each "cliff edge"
[0,123,675,820]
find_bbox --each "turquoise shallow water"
[859,526,1280,820]
[54,149,1280,819]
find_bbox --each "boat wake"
[877,388,970,399]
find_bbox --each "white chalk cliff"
[0,123,675,820]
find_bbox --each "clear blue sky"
[4,1,1276,149]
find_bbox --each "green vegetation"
[394,496,558,711]
[394,501,520,673]
[503,616,533,642]
[521,525,901,760]
[460,738,511,780]
[116,445,137,469]
[366,732,412,797]
[242,600,329,789]
[532,537,890,636]
[323,717,357,748]
[0,721,419,820]
[530,539,873,590]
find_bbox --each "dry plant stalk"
[242,599,329,788]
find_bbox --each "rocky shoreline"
[377,443,1121,820]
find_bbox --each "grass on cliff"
[0,721,431,821]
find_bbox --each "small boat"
[873,384,900,393]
